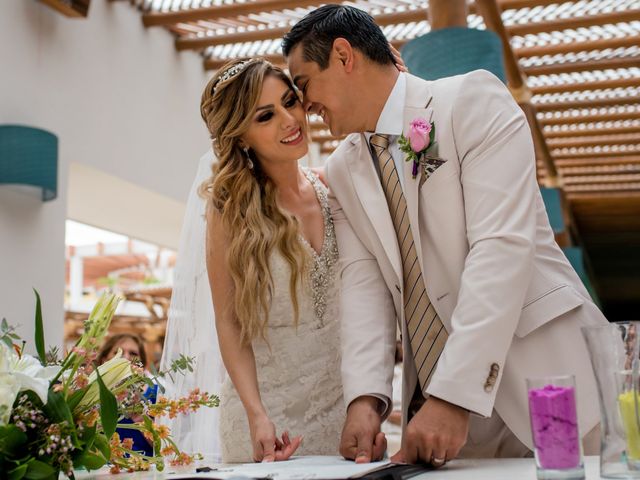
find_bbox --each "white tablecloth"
[73,456,603,479]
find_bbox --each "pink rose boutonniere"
[399,117,437,179]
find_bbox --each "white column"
[69,255,84,307]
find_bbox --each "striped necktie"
[369,133,448,392]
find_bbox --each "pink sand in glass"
[528,384,581,469]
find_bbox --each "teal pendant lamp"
[0,125,58,201]
[401,27,506,83]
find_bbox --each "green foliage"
[95,369,118,440]
[152,354,195,394]
[0,318,21,350]
[33,290,46,366]
[1,291,218,477]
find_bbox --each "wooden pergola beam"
[553,150,640,160]
[560,164,640,175]
[535,95,640,112]
[516,35,640,58]
[176,8,428,51]
[40,0,90,17]
[143,0,321,27]
[563,174,640,185]
[177,26,288,51]
[523,57,640,77]
[545,126,640,139]
[540,111,640,126]
[531,78,640,96]
[205,53,283,70]
[564,182,640,193]
[547,135,640,149]
[507,9,640,37]
[145,0,611,29]
[204,38,407,70]
[175,6,640,52]
[204,43,640,72]
[556,156,640,167]
[476,0,560,186]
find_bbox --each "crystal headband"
[213,60,253,94]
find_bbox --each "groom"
[283,5,607,465]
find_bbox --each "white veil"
[159,150,225,462]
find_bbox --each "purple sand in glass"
[528,384,580,469]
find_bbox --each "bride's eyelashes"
[284,94,299,108]
[257,111,274,123]
[255,92,300,123]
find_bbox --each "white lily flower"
[76,354,133,410]
[0,373,20,425]
[0,343,60,424]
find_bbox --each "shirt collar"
[374,72,406,136]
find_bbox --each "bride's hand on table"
[274,430,303,461]
[250,415,302,462]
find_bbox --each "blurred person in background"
[98,333,156,456]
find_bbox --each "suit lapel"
[401,75,435,270]
[346,134,402,282]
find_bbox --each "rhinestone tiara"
[213,60,253,93]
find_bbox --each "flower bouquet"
[0,292,218,479]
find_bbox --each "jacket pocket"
[515,285,585,338]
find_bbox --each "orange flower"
[170,452,194,466]
[161,446,177,456]
[110,432,122,449]
[74,373,89,389]
[156,424,170,439]
[86,410,99,427]
[143,430,154,443]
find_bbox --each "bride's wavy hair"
[199,58,308,345]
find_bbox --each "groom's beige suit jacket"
[325,70,606,449]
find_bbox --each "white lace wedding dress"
[218,169,345,463]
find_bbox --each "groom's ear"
[332,38,354,73]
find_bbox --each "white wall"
[0,0,211,351]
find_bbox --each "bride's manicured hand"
[250,415,278,462]
[274,430,303,461]
[389,44,409,73]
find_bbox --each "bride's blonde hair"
[199,58,308,345]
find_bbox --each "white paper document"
[170,456,392,479]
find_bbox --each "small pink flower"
[72,346,87,357]
[74,373,89,389]
[407,117,432,152]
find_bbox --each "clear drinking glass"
[582,322,640,478]
[615,370,640,471]
[527,375,585,480]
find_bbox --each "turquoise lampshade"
[401,27,506,83]
[0,125,58,201]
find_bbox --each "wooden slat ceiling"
[128,0,640,317]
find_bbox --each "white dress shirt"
[366,72,407,191]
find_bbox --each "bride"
[160,58,344,464]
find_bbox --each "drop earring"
[243,147,254,170]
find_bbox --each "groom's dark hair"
[282,4,394,70]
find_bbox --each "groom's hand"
[391,396,469,466]
[340,396,386,463]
